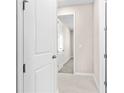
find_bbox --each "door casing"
[17,0,24,93]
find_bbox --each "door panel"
[23,0,57,93]
[35,63,55,93]
[35,0,56,53]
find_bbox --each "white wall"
[58,5,94,73]
[58,0,94,8]
[63,24,72,63]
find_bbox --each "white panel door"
[23,0,57,93]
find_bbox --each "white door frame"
[17,0,106,93]
[17,0,24,93]
[57,12,76,74]
[99,0,106,93]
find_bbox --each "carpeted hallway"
[59,58,73,73]
[58,73,98,93]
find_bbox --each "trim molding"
[74,72,94,76]
[17,0,24,93]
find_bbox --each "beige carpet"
[58,73,98,93]
[59,58,73,73]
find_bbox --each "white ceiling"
[58,0,94,8]
[58,15,74,31]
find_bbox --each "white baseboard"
[74,72,94,76]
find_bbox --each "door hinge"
[104,81,107,87]
[23,64,26,73]
[23,0,29,10]
[104,54,107,59]
[104,26,107,31]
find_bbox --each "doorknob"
[23,0,29,10]
[52,55,57,59]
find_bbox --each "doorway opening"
[57,0,103,93]
[57,14,75,74]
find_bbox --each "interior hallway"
[58,73,98,93]
[59,58,73,73]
